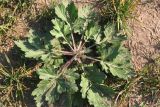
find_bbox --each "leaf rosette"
[15,1,134,107]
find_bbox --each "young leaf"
[51,18,71,38]
[55,4,68,22]
[85,22,100,41]
[73,18,85,33]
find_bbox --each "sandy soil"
[127,0,160,71]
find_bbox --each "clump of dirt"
[127,0,160,71]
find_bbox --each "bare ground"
[127,0,160,71]
[121,1,160,106]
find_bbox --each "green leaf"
[51,18,71,43]
[108,64,129,79]
[15,41,29,52]
[93,84,114,98]
[15,40,45,59]
[85,22,100,41]
[80,73,90,98]
[73,18,85,33]
[50,38,61,50]
[25,50,44,58]
[102,24,116,43]
[50,29,63,38]
[32,66,79,107]
[64,69,79,82]
[15,29,54,61]
[51,19,64,31]
[50,38,62,56]
[105,44,120,60]
[57,81,67,93]
[55,4,68,22]
[85,65,106,83]
[32,80,55,107]
[63,24,70,35]
[50,19,65,38]
[100,61,109,73]
[66,2,78,23]
[28,31,42,48]
[87,85,113,107]
[45,86,59,104]
[80,66,114,107]
[107,45,133,79]
[63,68,80,93]
[61,0,70,7]
[52,58,64,68]
[100,45,133,79]
[37,67,57,80]
[78,5,92,18]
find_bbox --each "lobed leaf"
[87,85,113,107]
[80,65,114,107]
[55,4,68,22]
